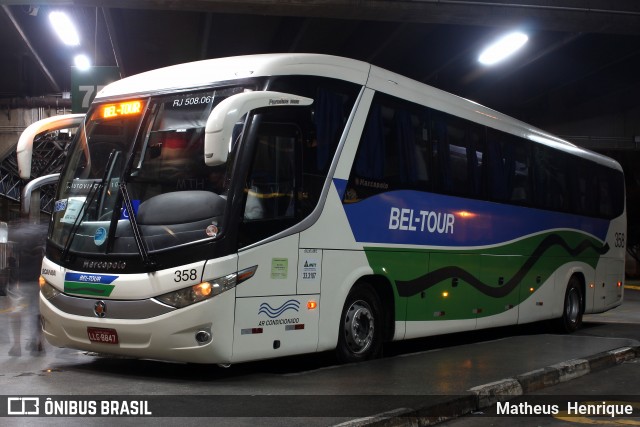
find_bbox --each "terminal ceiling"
[0,0,639,132]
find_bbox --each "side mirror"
[17,113,85,179]
[204,91,313,166]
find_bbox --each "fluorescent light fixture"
[74,54,91,71]
[479,32,528,65]
[49,11,80,46]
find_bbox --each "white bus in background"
[21,54,625,365]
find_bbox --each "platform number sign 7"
[71,66,120,113]
[79,85,106,110]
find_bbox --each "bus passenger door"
[232,113,319,361]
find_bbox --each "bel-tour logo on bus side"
[388,207,455,235]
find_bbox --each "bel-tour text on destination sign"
[497,401,634,417]
[388,207,455,234]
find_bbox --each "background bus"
[22,54,624,365]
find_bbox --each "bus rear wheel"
[558,276,584,333]
[336,285,383,363]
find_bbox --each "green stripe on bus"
[64,281,115,297]
[364,230,607,322]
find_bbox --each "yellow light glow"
[101,100,143,119]
[442,291,449,298]
[589,283,595,288]
[617,281,622,287]
[194,282,212,297]
[529,287,535,293]
[307,300,318,310]
[39,275,46,287]
[456,211,476,218]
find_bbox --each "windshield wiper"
[119,181,156,270]
[61,150,120,262]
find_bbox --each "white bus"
[28,54,625,365]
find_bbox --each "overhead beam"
[102,8,126,78]
[1,5,60,92]
[4,0,640,34]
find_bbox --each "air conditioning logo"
[258,299,300,318]
[257,299,300,327]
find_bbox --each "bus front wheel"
[336,284,383,363]
[558,276,584,333]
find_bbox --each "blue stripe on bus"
[336,179,609,247]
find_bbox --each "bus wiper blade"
[61,180,102,262]
[119,181,156,270]
[61,150,119,263]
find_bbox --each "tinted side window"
[533,145,570,212]
[597,165,625,218]
[345,93,430,202]
[431,113,485,198]
[486,129,531,205]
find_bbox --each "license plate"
[87,327,119,344]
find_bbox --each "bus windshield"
[50,86,249,256]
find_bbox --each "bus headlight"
[155,266,257,309]
[40,278,61,300]
[155,274,235,308]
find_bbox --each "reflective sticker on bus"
[54,199,67,212]
[94,227,107,246]
[119,200,140,220]
[63,272,118,297]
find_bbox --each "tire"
[557,276,584,333]
[336,284,383,363]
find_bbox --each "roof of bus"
[95,53,371,99]
[95,53,621,171]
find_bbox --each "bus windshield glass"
[50,85,250,256]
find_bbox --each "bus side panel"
[297,249,322,295]
[403,253,477,338]
[232,294,319,363]
[299,182,363,251]
[516,272,556,325]
[236,234,299,298]
[476,254,520,329]
[591,216,626,312]
[593,258,624,312]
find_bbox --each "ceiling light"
[74,54,91,71]
[478,32,528,65]
[49,11,80,46]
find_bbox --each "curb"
[355,345,639,426]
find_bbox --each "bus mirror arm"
[16,113,85,179]
[203,91,313,166]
